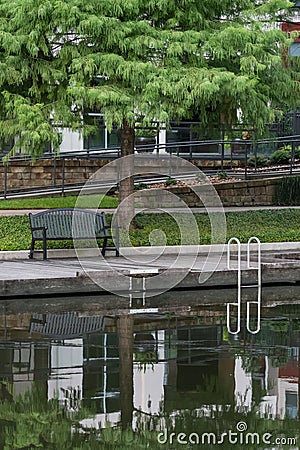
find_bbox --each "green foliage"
[118,209,300,247]
[0,386,86,449]
[0,0,297,159]
[165,177,177,186]
[0,385,159,449]
[270,147,291,165]
[217,171,228,179]
[0,195,118,210]
[0,380,299,450]
[135,128,157,138]
[276,176,300,205]
[294,146,300,159]
[247,153,269,167]
[134,183,148,191]
[0,215,32,250]
[4,209,300,251]
[269,319,289,333]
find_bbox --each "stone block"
[31,167,44,173]
[10,167,25,173]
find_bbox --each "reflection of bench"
[29,208,119,260]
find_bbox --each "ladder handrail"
[227,237,241,335]
[247,236,261,270]
[226,236,262,335]
[246,236,261,334]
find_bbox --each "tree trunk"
[117,314,134,430]
[117,118,135,228]
[119,119,135,202]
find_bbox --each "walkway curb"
[0,242,299,261]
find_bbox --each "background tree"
[0,0,299,203]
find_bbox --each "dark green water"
[0,296,300,449]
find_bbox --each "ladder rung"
[129,290,146,293]
[241,284,259,288]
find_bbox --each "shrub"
[217,171,228,180]
[294,146,300,159]
[165,177,177,186]
[247,154,269,167]
[270,147,291,165]
[134,182,148,190]
[276,176,300,205]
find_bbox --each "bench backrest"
[29,208,106,239]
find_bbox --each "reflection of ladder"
[129,276,146,307]
[227,237,261,335]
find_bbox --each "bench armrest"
[31,226,48,231]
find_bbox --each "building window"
[289,41,300,56]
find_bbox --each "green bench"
[29,208,119,259]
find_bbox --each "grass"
[129,209,300,246]
[0,194,118,209]
[1,209,300,251]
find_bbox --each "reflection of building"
[277,348,299,419]
[83,333,120,414]
[0,341,50,397]
[0,315,299,426]
[164,326,235,412]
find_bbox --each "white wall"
[59,129,83,153]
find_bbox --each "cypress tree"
[0,0,298,201]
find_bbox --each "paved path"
[0,245,298,280]
[1,205,300,216]
[0,209,46,216]
[0,246,299,299]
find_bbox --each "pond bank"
[0,243,300,301]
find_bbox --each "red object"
[282,22,300,33]
[279,359,299,381]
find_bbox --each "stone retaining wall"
[135,178,281,207]
[0,159,109,190]
[215,178,280,206]
[0,157,239,192]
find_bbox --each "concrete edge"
[0,241,300,260]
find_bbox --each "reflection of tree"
[134,332,158,373]
[117,315,134,431]
[0,383,299,449]
[0,381,13,402]
[0,386,91,449]
[227,318,293,376]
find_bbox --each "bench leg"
[101,237,108,257]
[42,230,47,260]
[115,228,120,257]
[29,239,35,259]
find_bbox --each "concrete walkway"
[0,209,46,216]
[0,243,299,298]
[1,205,300,216]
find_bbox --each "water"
[0,294,300,449]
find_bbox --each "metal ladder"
[227,237,261,335]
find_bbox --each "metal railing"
[1,135,300,199]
